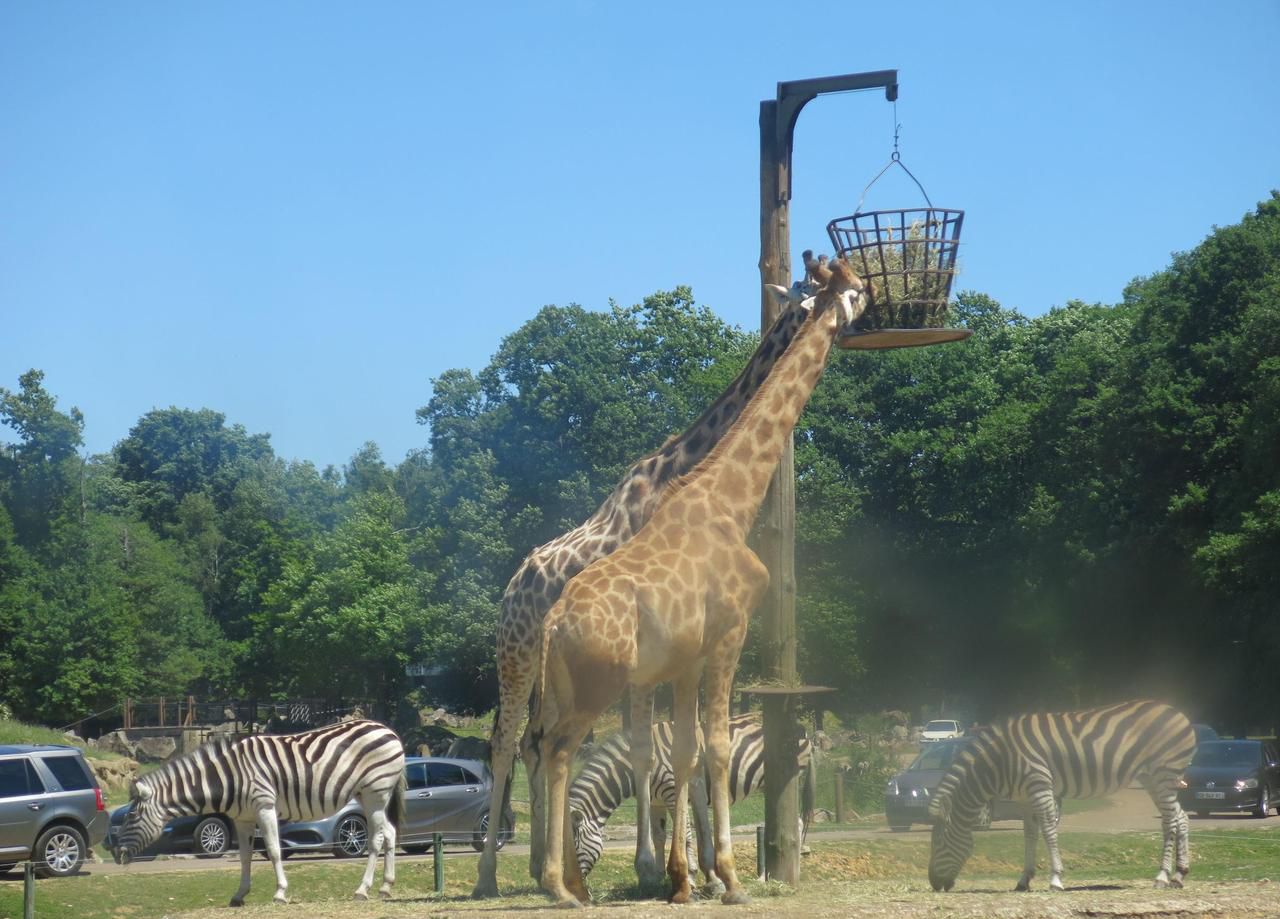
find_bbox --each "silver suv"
[0,744,108,877]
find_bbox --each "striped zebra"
[570,714,815,886]
[927,700,1196,893]
[112,719,406,905]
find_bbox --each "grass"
[0,718,123,762]
[5,827,1280,919]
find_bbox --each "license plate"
[1195,791,1226,799]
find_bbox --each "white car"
[919,720,963,743]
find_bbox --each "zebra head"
[927,792,978,892]
[112,779,168,865]
[571,806,605,879]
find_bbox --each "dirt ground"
[162,879,1280,919]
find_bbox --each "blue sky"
[3,2,1276,470]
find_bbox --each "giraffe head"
[766,253,868,333]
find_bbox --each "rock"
[90,755,139,793]
[134,735,177,762]
[95,730,138,759]
[445,736,491,762]
[891,725,909,742]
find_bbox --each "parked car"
[107,755,515,860]
[1177,739,1280,818]
[0,744,108,878]
[884,738,1021,831]
[105,806,238,858]
[919,720,964,743]
[278,756,514,856]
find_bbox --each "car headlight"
[886,778,899,796]
[1236,778,1259,790]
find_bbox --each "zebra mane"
[137,732,237,794]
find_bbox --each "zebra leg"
[649,802,669,877]
[630,687,663,889]
[689,770,723,892]
[1031,790,1065,891]
[665,674,701,904]
[255,807,290,904]
[1143,774,1189,888]
[357,790,397,899]
[475,660,532,898]
[1015,810,1039,891]
[229,822,256,907]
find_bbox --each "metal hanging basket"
[826,150,969,350]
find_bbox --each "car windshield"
[1192,742,1259,768]
[924,721,956,732]
[909,743,960,771]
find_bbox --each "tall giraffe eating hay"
[533,260,868,907]
[474,284,818,897]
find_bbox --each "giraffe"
[473,282,819,898]
[533,259,868,907]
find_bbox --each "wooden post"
[756,72,899,886]
[158,697,165,728]
[758,96,802,887]
[834,769,846,824]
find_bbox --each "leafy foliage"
[2,196,1277,731]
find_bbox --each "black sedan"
[106,807,236,858]
[884,738,1022,831]
[1178,739,1280,818]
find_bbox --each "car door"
[1264,742,1280,792]
[0,758,46,857]
[424,762,484,835]
[401,761,431,845]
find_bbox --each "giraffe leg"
[629,686,663,890]
[541,712,596,909]
[475,640,535,898]
[666,672,701,904]
[705,634,755,899]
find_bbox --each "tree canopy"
[2,193,1276,731]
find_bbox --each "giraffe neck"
[578,296,811,538]
[684,301,841,536]
[656,297,811,473]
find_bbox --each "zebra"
[112,719,406,906]
[927,700,1196,893]
[570,714,816,887]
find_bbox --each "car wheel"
[333,814,368,858]
[1254,786,1271,819]
[33,825,86,878]
[193,816,232,858]
[471,812,510,852]
[974,804,993,831]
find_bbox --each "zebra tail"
[389,771,407,832]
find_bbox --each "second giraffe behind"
[533,259,870,907]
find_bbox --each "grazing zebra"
[570,714,816,885]
[927,700,1196,893]
[112,719,406,906]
